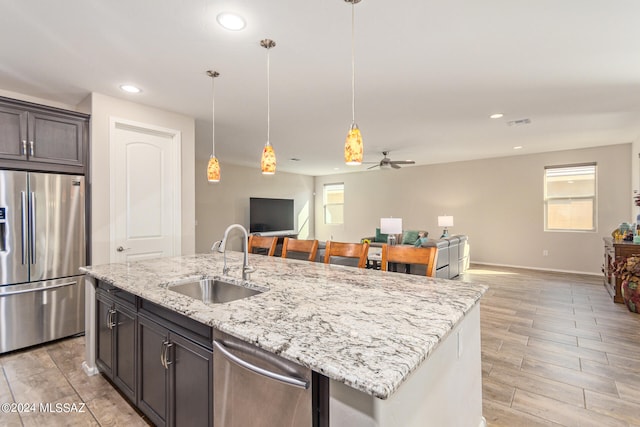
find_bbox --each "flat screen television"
[249,197,295,234]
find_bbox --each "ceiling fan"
[367,151,415,170]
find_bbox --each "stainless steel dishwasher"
[213,330,313,427]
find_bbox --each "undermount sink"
[169,278,263,304]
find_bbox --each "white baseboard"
[81,361,99,376]
[469,261,601,277]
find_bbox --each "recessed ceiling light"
[513,146,523,150]
[489,113,504,119]
[120,84,141,93]
[217,12,246,31]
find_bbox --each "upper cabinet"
[0,96,89,174]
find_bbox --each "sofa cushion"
[401,230,420,245]
[375,228,388,243]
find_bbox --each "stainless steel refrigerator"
[0,170,85,354]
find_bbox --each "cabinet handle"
[165,342,174,367]
[29,140,34,157]
[161,340,172,369]
[107,308,116,330]
[22,140,27,156]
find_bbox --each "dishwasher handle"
[213,340,310,390]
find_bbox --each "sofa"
[423,235,469,279]
[361,229,469,279]
[361,228,425,248]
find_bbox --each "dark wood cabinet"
[96,295,114,374]
[138,313,213,427]
[0,96,88,174]
[171,332,213,427]
[95,283,214,427]
[138,315,170,427]
[603,238,640,303]
[0,103,27,161]
[95,288,137,403]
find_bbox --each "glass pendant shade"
[344,0,364,166]
[261,143,276,175]
[260,39,277,175]
[344,123,363,165]
[206,70,221,183]
[207,155,221,182]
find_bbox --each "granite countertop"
[81,252,487,400]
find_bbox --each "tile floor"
[462,266,640,427]
[0,336,150,426]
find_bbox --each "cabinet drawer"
[618,246,640,258]
[139,299,213,349]
[97,281,136,307]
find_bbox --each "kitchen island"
[81,251,487,426]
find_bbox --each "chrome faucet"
[215,224,255,280]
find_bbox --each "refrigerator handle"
[29,192,36,264]
[21,192,28,264]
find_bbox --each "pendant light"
[206,70,221,182]
[344,0,363,166]
[260,39,277,175]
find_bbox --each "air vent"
[507,118,531,126]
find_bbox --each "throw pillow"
[402,230,420,245]
[375,227,389,243]
[415,237,429,247]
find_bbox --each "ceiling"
[2,0,640,176]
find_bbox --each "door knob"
[117,246,129,252]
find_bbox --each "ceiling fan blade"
[367,164,380,170]
[390,163,401,169]
[390,160,415,165]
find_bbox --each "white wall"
[194,121,315,253]
[315,144,631,274]
[84,92,196,264]
[194,160,315,253]
[0,88,77,111]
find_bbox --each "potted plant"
[613,255,640,313]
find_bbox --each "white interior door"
[110,119,181,263]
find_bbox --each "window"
[323,183,344,225]
[544,164,596,231]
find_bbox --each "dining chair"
[247,235,278,256]
[323,241,369,268]
[381,244,437,277]
[281,238,319,262]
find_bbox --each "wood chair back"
[381,244,437,277]
[247,235,277,256]
[323,241,369,269]
[281,238,319,262]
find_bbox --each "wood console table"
[603,238,640,303]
